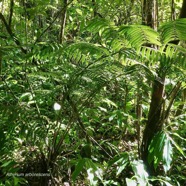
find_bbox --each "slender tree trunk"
[9,0,14,27]
[142,0,158,29]
[141,78,165,175]
[59,0,68,44]
[153,0,158,30]
[171,0,176,21]
[135,84,142,157]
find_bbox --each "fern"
[86,18,116,35]
[30,18,186,87]
[65,42,109,57]
[159,18,186,44]
[118,25,161,48]
[87,18,161,50]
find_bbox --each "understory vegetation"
[0,0,186,185]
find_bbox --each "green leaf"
[85,159,103,185]
[159,18,186,44]
[102,98,117,108]
[108,153,129,176]
[148,132,173,172]
[130,160,150,185]
[72,158,86,181]
[1,160,15,168]
[19,92,33,102]
[148,132,166,169]
[76,8,82,16]
[108,152,128,166]
[116,160,128,176]
[163,136,173,173]
[168,134,186,158]
[119,25,161,47]
[66,42,109,57]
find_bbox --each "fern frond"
[65,42,109,60]
[86,19,162,50]
[166,44,186,69]
[118,25,161,47]
[33,42,62,60]
[86,18,116,34]
[86,18,118,46]
[159,18,186,44]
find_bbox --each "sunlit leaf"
[126,178,137,186]
[163,136,173,173]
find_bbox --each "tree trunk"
[179,0,186,18]
[142,0,158,29]
[135,83,142,157]
[171,0,176,21]
[59,0,68,44]
[141,78,165,175]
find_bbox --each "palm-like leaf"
[65,42,109,59]
[118,25,161,47]
[159,18,186,44]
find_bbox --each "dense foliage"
[0,0,185,185]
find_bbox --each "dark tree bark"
[141,78,165,175]
[8,0,14,27]
[179,0,186,18]
[142,0,158,30]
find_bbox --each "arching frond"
[118,25,161,47]
[86,18,116,35]
[65,42,109,57]
[159,18,186,44]
[33,42,62,60]
[64,42,110,63]
[86,18,119,49]
[87,19,161,50]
